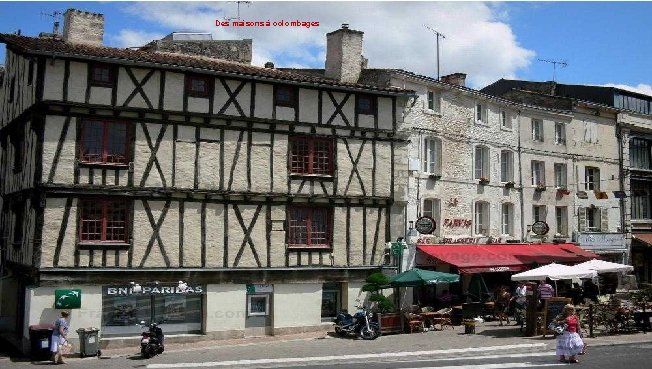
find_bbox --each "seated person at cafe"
[583,279,599,302]
[438,290,453,307]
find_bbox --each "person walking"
[555,304,585,364]
[537,279,555,310]
[50,311,70,364]
[494,286,511,326]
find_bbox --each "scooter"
[333,303,381,340]
[139,320,165,358]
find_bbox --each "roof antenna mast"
[224,1,251,21]
[40,10,63,35]
[538,58,568,82]
[424,25,446,81]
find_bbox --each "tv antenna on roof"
[40,10,63,34]
[538,58,568,82]
[224,1,251,21]
[424,24,446,81]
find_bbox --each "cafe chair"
[404,312,425,333]
[435,307,454,330]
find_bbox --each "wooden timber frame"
[0,44,411,280]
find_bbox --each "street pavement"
[2,323,652,368]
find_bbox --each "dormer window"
[274,85,297,107]
[90,63,114,87]
[186,74,211,98]
[357,95,376,115]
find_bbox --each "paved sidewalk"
[97,322,652,359]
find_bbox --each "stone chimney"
[325,24,365,83]
[440,73,467,87]
[62,9,104,46]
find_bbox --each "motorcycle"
[139,320,165,358]
[333,303,381,340]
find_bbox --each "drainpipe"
[517,110,526,241]
[615,117,628,264]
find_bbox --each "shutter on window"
[578,208,587,232]
[600,208,609,231]
[475,148,482,178]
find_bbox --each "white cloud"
[117,1,535,88]
[603,83,652,98]
[107,30,166,48]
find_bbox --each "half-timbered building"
[0,10,411,350]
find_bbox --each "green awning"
[389,268,460,287]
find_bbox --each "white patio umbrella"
[574,259,634,274]
[511,263,597,281]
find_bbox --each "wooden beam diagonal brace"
[343,138,367,196]
[123,68,155,109]
[232,204,262,267]
[139,123,168,187]
[326,91,351,126]
[218,79,247,117]
[139,199,171,267]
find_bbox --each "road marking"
[146,343,547,368]
[401,364,565,369]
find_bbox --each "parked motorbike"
[333,304,380,340]
[139,320,165,358]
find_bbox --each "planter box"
[377,313,403,334]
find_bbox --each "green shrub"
[363,272,394,313]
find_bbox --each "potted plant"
[535,183,546,192]
[478,177,490,185]
[556,187,570,195]
[362,273,400,334]
[429,174,442,180]
[504,181,515,188]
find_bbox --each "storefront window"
[102,284,204,337]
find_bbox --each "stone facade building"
[483,80,652,282]
[0,11,411,351]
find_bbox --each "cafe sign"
[531,221,550,236]
[415,216,436,235]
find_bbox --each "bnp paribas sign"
[55,289,82,309]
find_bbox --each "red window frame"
[357,94,376,115]
[186,74,211,98]
[287,206,332,249]
[289,137,334,176]
[79,120,129,165]
[79,198,130,243]
[274,85,297,107]
[90,63,115,87]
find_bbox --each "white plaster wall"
[41,115,76,184]
[322,91,355,126]
[222,129,248,191]
[377,97,393,131]
[205,284,247,332]
[299,89,319,123]
[272,283,322,328]
[183,201,203,267]
[344,281,365,313]
[43,58,65,101]
[67,62,87,103]
[254,83,273,119]
[358,113,374,129]
[204,203,226,267]
[188,97,210,113]
[163,72,184,111]
[88,86,111,105]
[250,132,272,193]
[23,285,102,344]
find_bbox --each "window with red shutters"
[80,120,128,165]
[289,137,334,176]
[79,199,129,243]
[288,206,332,248]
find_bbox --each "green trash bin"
[76,327,100,358]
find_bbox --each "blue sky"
[0,1,650,95]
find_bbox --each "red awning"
[417,243,600,274]
[633,233,652,247]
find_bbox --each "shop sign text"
[104,285,204,296]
